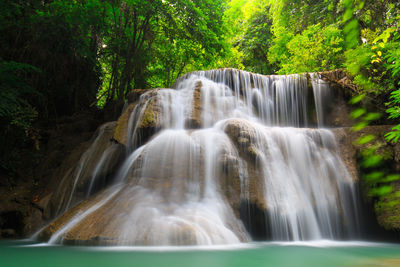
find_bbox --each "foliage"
[0,60,40,172]
[277,24,344,74]
[0,0,228,173]
[342,0,400,221]
[223,0,275,74]
[1,0,400,175]
[384,38,400,143]
[95,0,228,105]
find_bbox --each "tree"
[98,0,228,105]
[223,0,275,74]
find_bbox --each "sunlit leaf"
[349,94,365,104]
[351,121,368,131]
[364,171,385,182]
[356,134,375,145]
[350,108,366,118]
[362,155,382,168]
[363,112,381,121]
[381,174,400,183]
[369,185,393,197]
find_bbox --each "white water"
[47,69,361,245]
[310,73,331,127]
[49,120,123,220]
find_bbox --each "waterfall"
[310,73,331,127]
[42,69,361,245]
[49,122,124,217]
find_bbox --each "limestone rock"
[223,119,267,212]
[375,182,400,231]
[138,96,161,129]
[332,125,396,182]
[127,89,148,104]
[224,119,261,161]
[113,103,136,145]
[39,183,247,246]
[185,81,203,129]
[39,187,122,245]
[332,125,400,230]
[45,122,125,219]
[113,89,164,148]
[331,127,359,182]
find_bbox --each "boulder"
[223,119,261,161]
[126,89,148,104]
[113,89,163,148]
[222,119,268,212]
[39,182,248,246]
[39,187,123,245]
[113,103,136,146]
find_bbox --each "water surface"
[2,240,400,267]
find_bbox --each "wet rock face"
[39,180,249,246]
[222,119,268,212]
[224,119,261,162]
[309,70,356,128]
[185,81,203,129]
[113,103,136,146]
[324,94,355,127]
[331,128,359,182]
[39,187,122,245]
[126,89,148,104]
[332,126,400,231]
[113,89,163,149]
[45,122,125,219]
[332,125,400,182]
[375,182,400,231]
[138,97,162,129]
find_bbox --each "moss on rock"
[139,98,160,128]
[375,182,400,230]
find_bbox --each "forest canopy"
[1,0,400,171]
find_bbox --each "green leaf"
[352,121,368,131]
[350,108,366,118]
[363,112,381,121]
[381,174,400,183]
[349,94,365,104]
[364,171,385,183]
[369,185,393,197]
[385,130,400,143]
[356,134,375,145]
[362,155,382,168]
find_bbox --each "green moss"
[375,142,394,161]
[247,145,259,160]
[139,107,158,128]
[375,187,400,230]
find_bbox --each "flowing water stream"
[43,69,362,246]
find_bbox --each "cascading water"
[42,69,361,245]
[48,122,124,218]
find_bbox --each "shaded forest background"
[1,0,399,179]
